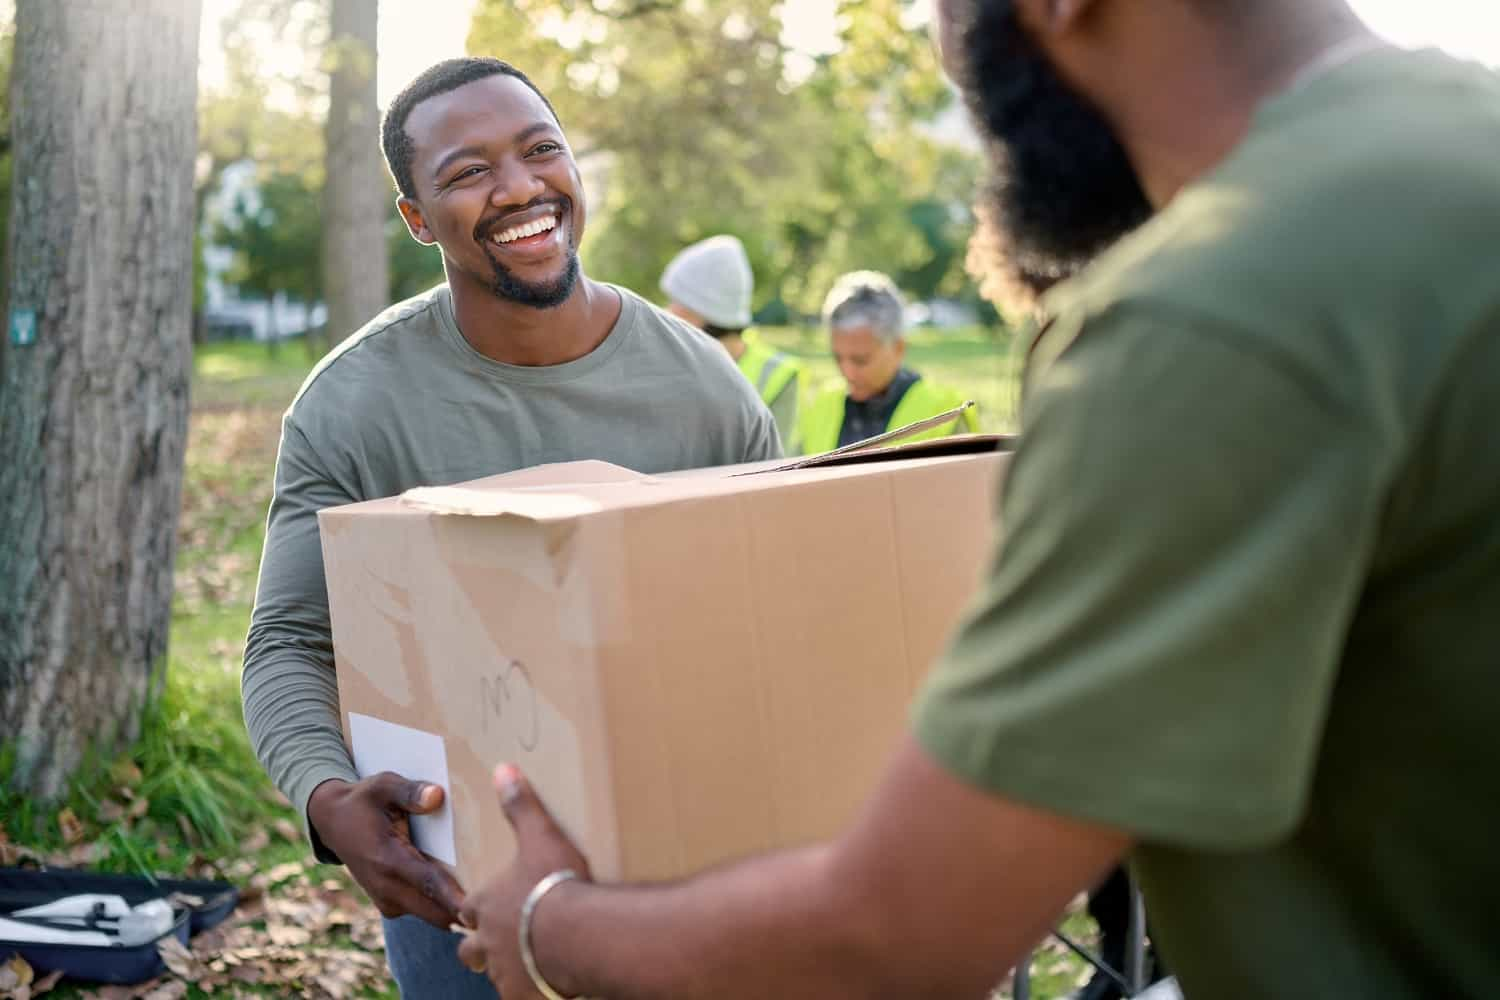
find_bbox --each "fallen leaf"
[0,954,35,992]
[75,986,137,1000]
[266,923,312,947]
[139,980,188,1000]
[128,795,150,819]
[239,829,270,854]
[265,861,304,885]
[111,760,144,785]
[228,964,264,985]
[272,818,300,843]
[66,841,100,866]
[315,972,353,999]
[350,916,385,951]
[56,808,84,845]
[239,874,268,905]
[176,813,199,845]
[96,799,128,823]
[224,858,257,880]
[158,937,204,982]
[28,969,63,997]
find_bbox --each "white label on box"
[348,713,457,866]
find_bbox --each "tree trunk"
[0,0,201,800]
[322,0,389,344]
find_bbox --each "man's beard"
[487,249,579,310]
[475,196,581,310]
[958,0,1153,292]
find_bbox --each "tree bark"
[0,0,201,800]
[322,0,389,344]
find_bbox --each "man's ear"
[397,196,436,245]
[1019,0,1098,36]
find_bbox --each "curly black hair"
[381,57,560,200]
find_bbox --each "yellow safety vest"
[794,377,978,456]
[735,331,800,407]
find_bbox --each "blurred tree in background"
[2,0,201,799]
[0,13,13,262]
[467,0,985,320]
[199,0,442,341]
[322,0,390,342]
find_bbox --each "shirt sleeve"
[743,397,784,463]
[913,307,1390,851]
[769,372,800,455]
[242,414,362,862]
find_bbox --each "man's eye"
[530,142,562,156]
[451,166,486,184]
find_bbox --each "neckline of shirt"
[434,283,639,385]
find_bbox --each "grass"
[3,326,1102,999]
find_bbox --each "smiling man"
[240,57,779,998]
[453,1,1500,997]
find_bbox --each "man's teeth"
[493,215,558,245]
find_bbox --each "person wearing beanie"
[794,271,978,455]
[661,235,803,450]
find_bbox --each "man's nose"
[488,159,544,209]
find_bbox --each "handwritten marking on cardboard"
[348,713,457,865]
[480,658,540,751]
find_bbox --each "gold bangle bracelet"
[519,869,580,1000]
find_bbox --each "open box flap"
[758,432,1016,472]
[378,404,1009,521]
[743,401,1013,474]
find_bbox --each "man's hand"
[456,764,591,996]
[306,772,467,929]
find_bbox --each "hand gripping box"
[319,436,1011,888]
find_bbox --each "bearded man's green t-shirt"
[914,48,1500,999]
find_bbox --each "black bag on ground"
[0,867,239,984]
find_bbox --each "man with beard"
[241,57,779,998]
[451,1,1500,998]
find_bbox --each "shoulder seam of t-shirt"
[276,408,351,503]
[286,288,447,414]
[1055,297,1370,428]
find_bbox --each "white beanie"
[660,235,754,330]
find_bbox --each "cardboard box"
[319,438,1011,887]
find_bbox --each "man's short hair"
[381,57,560,200]
[823,271,907,344]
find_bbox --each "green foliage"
[0,647,287,873]
[389,219,446,300]
[466,0,983,316]
[215,169,325,314]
